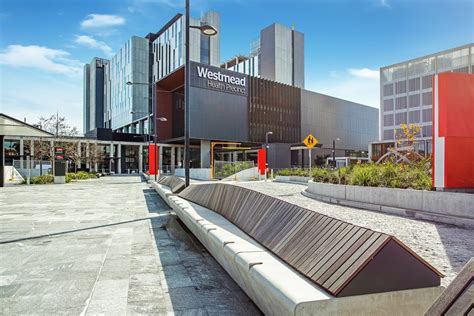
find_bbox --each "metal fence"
[12,159,53,180]
[213,160,255,179]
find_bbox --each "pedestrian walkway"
[0,176,260,315]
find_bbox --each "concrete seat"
[155,183,443,315]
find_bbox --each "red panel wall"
[156,89,173,141]
[433,73,474,189]
[149,144,158,175]
[258,148,266,176]
[437,72,474,137]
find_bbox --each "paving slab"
[0,176,260,315]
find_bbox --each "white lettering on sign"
[197,66,246,87]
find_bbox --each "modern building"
[83,57,109,134]
[222,23,304,88]
[83,11,378,176]
[105,36,150,134]
[371,43,474,161]
[380,44,473,141]
[153,60,378,172]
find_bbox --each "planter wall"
[275,175,311,183]
[305,181,474,227]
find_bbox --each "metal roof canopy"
[179,183,443,297]
[0,113,53,137]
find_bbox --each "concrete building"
[83,57,108,134]
[380,44,474,142]
[222,23,304,88]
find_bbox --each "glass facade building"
[106,36,150,133]
[380,44,473,141]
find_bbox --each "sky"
[0,0,472,134]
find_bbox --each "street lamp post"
[332,137,340,168]
[126,80,167,181]
[184,0,218,187]
[264,131,273,180]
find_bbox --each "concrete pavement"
[0,176,260,315]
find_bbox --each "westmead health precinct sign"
[190,61,248,96]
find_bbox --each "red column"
[258,148,266,176]
[148,144,159,175]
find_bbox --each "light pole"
[264,131,273,180]
[332,137,340,168]
[126,81,167,181]
[184,0,218,187]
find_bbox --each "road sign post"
[303,134,318,177]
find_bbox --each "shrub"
[30,175,54,184]
[312,159,432,190]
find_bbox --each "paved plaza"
[0,176,260,315]
[237,181,474,287]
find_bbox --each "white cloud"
[75,35,113,56]
[0,45,82,75]
[80,14,125,29]
[307,67,380,108]
[380,0,391,8]
[348,68,379,79]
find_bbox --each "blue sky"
[0,0,472,133]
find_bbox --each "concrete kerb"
[305,181,474,228]
[153,183,443,315]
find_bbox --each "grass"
[22,171,98,185]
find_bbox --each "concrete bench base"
[153,184,442,315]
[151,181,173,207]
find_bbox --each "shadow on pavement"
[142,187,262,315]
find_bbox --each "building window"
[422,109,432,122]
[383,129,394,140]
[384,99,394,111]
[409,94,420,108]
[422,91,432,106]
[422,75,433,89]
[408,110,420,123]
[395,112,407,125]
[422,125,432,137]
[395,96,407,110]
[395,81,407,94]
[200,33,210,64]
[408,78,421,91]
[384,114,394,127]
[383,83,394,96]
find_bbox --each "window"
[422,109,432,122]
[422,125,432,137]
[383,129,394,140]
[200,33,210,64]
[409,94,420,108]
[395,112,407,125]
[422,91,432,106]
[408,110,420,123]
[384,83,394,96]
[395,96,407,110]
[395,81,407,94]
[384,99,394,111]
[384,114,394,127]
[422,75,433,89]
[408,78,420,91]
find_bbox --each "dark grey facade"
[189,61,249,141]
[260,23,305,88]
[83,57,108,134]
[301,90,379,157]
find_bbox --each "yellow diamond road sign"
[303,134,318,149]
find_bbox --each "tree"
[64,142,81,173]
[36,114,79,137]
[87,143,106,172]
